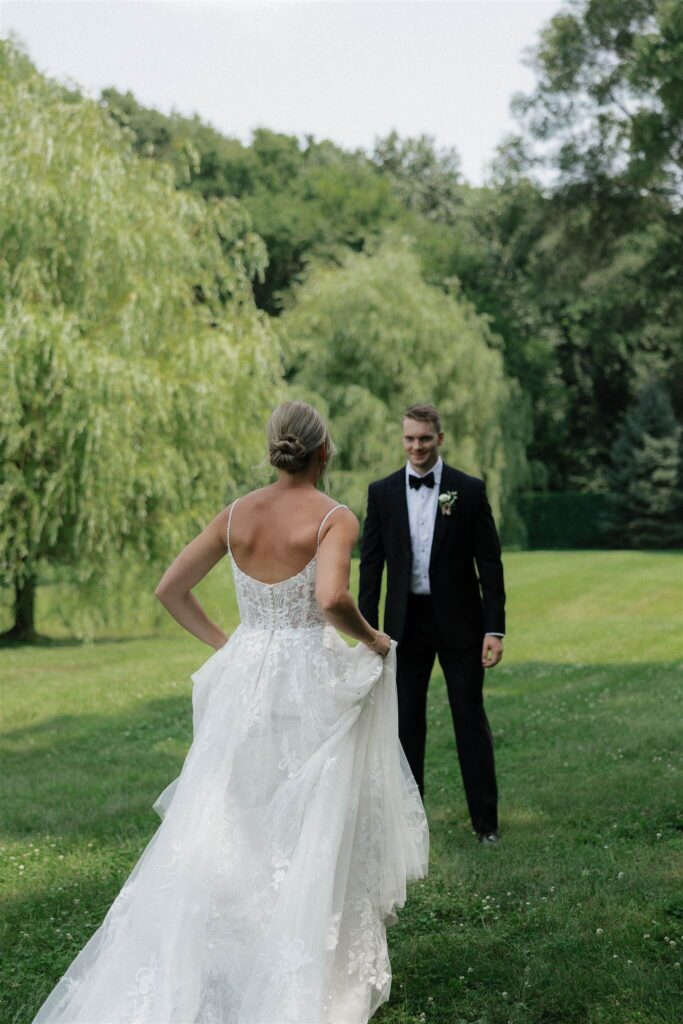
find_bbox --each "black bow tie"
[409,471,435,490]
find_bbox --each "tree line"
[1,0,682,639]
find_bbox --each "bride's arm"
[154,508,230,650]
[315,510,391,656]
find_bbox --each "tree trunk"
[1,572,38,643]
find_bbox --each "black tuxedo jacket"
[358,462,506,646]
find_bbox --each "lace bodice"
[227,501,349,632]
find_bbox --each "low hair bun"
[269,433,309,471]
[266,401,337,477]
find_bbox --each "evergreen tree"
[602,376,683,548]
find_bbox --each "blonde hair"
[267,401,336,479]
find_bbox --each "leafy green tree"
[488,0,683,488]
[101,87,260,198]
[278,236,531,536]
[372,130,464,223]
[0,39,283,641]
[98,91,560,497]
[246,157,406,313]
[510,0,683,202]
[99,41,683,508]
[601,375,683,547]
[393,176,567,490]
[100,92,410,314]
[367,132,565,492]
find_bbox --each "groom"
[358,403,506,844]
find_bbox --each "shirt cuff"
[485,632,505,637]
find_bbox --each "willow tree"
[0,40,283,640]
[277,235,531,536]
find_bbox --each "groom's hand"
[481,635,503,668]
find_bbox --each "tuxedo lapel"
[391,469,412,556]
[429,464,455,570]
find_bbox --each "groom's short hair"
[403,403,442,434]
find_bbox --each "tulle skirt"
[32,624,429,1024]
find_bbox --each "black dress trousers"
[396,592,498,834]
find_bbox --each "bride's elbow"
[316,588,348,613]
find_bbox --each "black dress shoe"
[476,831,499,845]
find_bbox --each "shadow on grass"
[1,691,192,841]
[0,631,172,650]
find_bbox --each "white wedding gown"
[32,502,429,1024]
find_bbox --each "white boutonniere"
[438,490,458,516]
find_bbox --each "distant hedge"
[516,492,611,550]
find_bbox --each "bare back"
[226,486,348,585]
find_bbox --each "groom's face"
[402,417,443,473]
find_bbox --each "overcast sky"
[2,0,566,185]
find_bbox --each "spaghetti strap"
[316,503,349,549]
[226,498,239,556]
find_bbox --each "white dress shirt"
[406,455,443,594]
[405,455,504,638]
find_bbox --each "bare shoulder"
[323,495,357,519]
[225,485,270,510]
[319,503,359,545]
[193,504,231,550]
[207,490,357,551]
[214,490,258,545]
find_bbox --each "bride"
[31,400,429,1024]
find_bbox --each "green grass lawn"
[2,551,682,1024]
